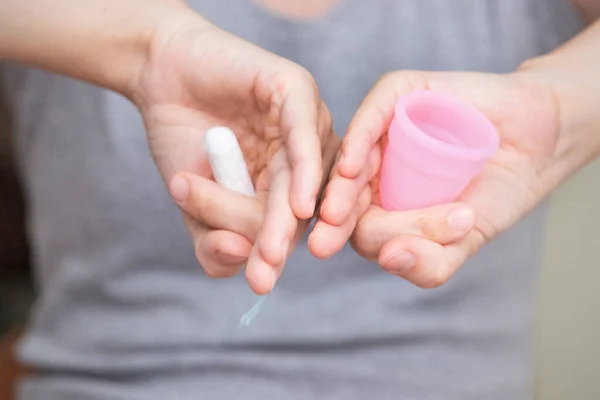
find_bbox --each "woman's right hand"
[132,8,339,295]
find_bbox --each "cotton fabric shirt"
[2,0,583,399]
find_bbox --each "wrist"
[515,39,600,188]
[91,0,200,99]
[129,6,217,108]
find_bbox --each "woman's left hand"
[309,69,593,288]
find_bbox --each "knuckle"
[195,239,226,278]
[206,234,245,278]
[357,187,371,213]
[350,236,371,260]
[318,106,334,141]
[295,65,317,87]
[420,268,451,289]
[417,214,439,240]
[319,101,333,127]
[282,63,317,92]
[194,238,209,264]
[192,193,218,220]
[351,218,380,260]
[347,107,371,130]
[199,256,238,279]
[379,70,425,94]
[380,71,401,85]
[246,215,263,242]
[208,265,238,279]
[194,240,211,269]
[202,264,225,279]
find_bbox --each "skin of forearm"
[0,0,198,98]
[0,0,596,189]
[517,19,600,190]
[572,0,600,22]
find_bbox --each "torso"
[3,1,583,399]
[255,0,342,19]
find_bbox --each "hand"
[133,14,339,294]
[310,70,563,288]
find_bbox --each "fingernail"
[169,176,189,203]
[382,251,415,275]
[446,208,475,233]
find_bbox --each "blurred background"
[534,158,600,400]
[0,83,599,399]
[0,81,34,337]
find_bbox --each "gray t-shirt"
[3,1,583,399]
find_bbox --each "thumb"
[352,203,475,261]
[169,172,263,241]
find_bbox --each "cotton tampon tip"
[205,126,239,157]
[204,126,255,197]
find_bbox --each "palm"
[129,21,337,290]
[135,25,305,196]
[361,72,559,249]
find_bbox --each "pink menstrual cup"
[379,90,499,211]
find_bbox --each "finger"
[181,212,252,278]
[309,144,378,258]
[338,73,416,179]
[196,229,253,278]
[246,150,297,294]
[169,172,263,241]
[245,241,276,295]
[280,72,323,219]
[246,223,303,295]
[259,149,297,265]
[378,234,475,289]
[319,145,380,227]
[309,186,371,259]
[352,203,476,260]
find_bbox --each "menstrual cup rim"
[391,90,500,162]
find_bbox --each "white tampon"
[204,126,255,197]
[204,126,266,329]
